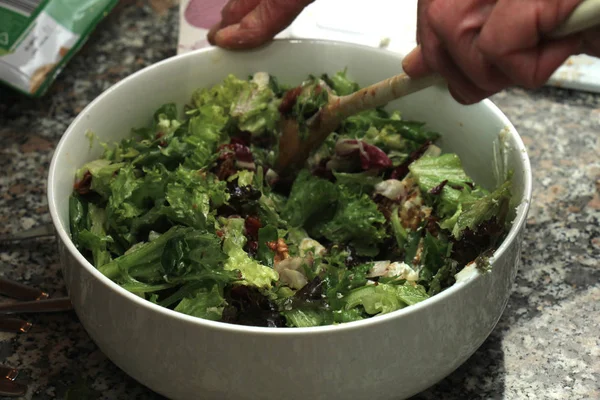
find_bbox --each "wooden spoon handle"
[551,0,600,38]
[327,73,443,122]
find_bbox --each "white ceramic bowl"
[48,40,532,400]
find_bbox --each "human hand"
[581,25,600,56]
[401,0,592,104]
[207,0,313,49]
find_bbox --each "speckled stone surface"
[0,3,599,400]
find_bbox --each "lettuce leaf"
[283,169,339,227]
[321,69,359,96]
[408,153,475,217]
[344,282,429,315]
[174,284,226,321]
[192,74,249,110]
[441,178,512,239]
[230,83,280,135]
[314,186,386,256]
[221,217,278,289]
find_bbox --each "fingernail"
[207,22,222,45]
[214,24,248,47]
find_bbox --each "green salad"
[69,70,512,328]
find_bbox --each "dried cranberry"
[389,140,432,180]
[74,171,92,195]
[429,180,448,195]
[244,216,261,241]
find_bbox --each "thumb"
[401,46,434,78]
[208,0,262,45]
[213,0,314,50]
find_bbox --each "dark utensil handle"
[0,366,18,381]
[0,379,26,397]
[0,278,49,301]
[0,298,72,315]
[0,318,32,333]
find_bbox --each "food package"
[0,0,119,97]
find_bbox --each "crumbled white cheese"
[299,238,326,257]
[366,261,419,281]
[387,262,419,281]
[252,72,270,89]
[455,262,481,283]
[366,261,391,277]
[374,179,407,200]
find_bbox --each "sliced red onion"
[334,139,392,170]
[233,143,253,163]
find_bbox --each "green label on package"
[0,0,118,97]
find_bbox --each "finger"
[492,37,580,88]
[415,0,434,45]
[402,46,433,78]
[406,39,490,104]
[426,0,512,93]
[208,0,262,44]
[404,0,439,77]
[448,85,495,105]
[477,0,582,87]
[213,0,314,49]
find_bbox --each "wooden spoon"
[275,0,600,175]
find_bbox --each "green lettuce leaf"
[75,159,124,199]
[340,109,439,147]
[78,203,113,267]
[344,282,429,315]
[314,186,386,256]
[174,284,226,321]
[321,69,359,96]
[257,225,278,267]
[160,230,229,281]
[441,179,512,239]
[107,164,145,223]
[283,169,339,227]
[98,225,191,282]
[221,217,278,289]
[408,153,475,217]
[224,247,278,290]
[192,74,250,110]
[427,260,457,296]
[230,83,280,135]
[184,104,230,169]
[332,171,383,194]
[418,231,452,286]
[163,167,228,230]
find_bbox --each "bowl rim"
[47,38,532,336]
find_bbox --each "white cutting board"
[178,0,600,93]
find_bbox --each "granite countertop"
[0,3,599,399]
